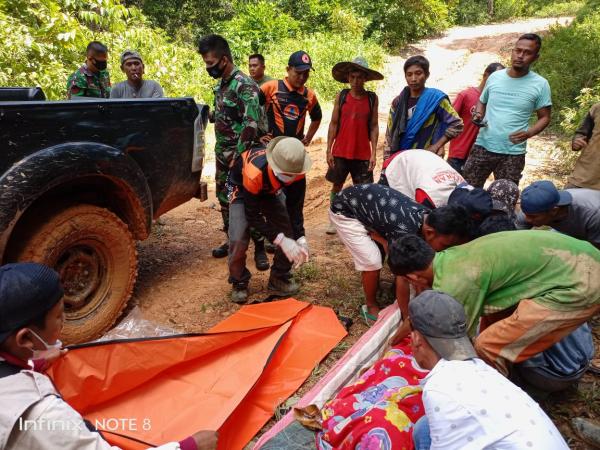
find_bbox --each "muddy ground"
[128,17,598,448]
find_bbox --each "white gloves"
[296,236,310,259]
[274,233,309,268]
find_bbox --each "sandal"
[360,304,378,327]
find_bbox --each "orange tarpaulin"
[48,299,346,449]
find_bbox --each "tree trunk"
[487,0,494,17]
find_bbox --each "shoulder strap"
[367,91,377,139]
[367,91,376,114]
[335,89,350,137]
[339,89,350,110]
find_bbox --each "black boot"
[268,275,300,297]
[254,240,270,271]
[264,241,277,254]
[231,283,248,304]
[212,242,228,258]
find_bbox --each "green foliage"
[0,0,381,106]
[221,0,299,56]
[259,31,385,102]
[561,86,600,134]
[572,0,600,13]
[450,0,583,25]
[535,3,600,131]
[0,0,213,101]
[354,0,450,49]
[531,1,584,17]
[274,0,340,33]
[493,0,529,20]
[328,6,368,38]
[215,2,381,103]
[122,0,235,43]
[450,0,490,25]
[4,0,586,113]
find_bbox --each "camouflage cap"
[487,179,519,214]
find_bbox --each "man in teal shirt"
[463,34,552,187]
[387,231,600,375]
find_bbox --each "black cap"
[409,290,477,361]
[448,186,492,221]
[288,51,313,71]
[0,263,64,343]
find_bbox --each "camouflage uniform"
[66,64,111,99]
[463,144,526,188]
[213,67,262,234]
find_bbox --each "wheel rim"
[54,242,109,318]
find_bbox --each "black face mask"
[206,58,225,79]
[92,58,108,71]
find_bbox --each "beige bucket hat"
[266,136,312,175]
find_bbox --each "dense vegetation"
[536,0,600,135]
[0,0,214,101]
[0,0,585,106]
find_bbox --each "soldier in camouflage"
[67,41,111,99]
[198,34,269,271]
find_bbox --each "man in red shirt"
[326,57,383,234]
[448,62,504,174]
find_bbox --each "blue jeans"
[413,416,431,450]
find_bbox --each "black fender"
[0,142,152,258]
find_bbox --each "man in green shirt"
[66,41,111,99]
[248,54,274,87]
[388,230,600,375]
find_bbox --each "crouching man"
[227,137,311,303]
[388,231,600,378]
[0,263,217,450]
[408,290,569,449]
[379,149,465,209]
[329,183,472,328]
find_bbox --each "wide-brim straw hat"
[266,136,312,175]
[332,57,384,83]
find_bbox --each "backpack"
[336,89,377,138]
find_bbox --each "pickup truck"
[0,87,209,344]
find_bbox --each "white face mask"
[28,329,62,361]
[274,172,296,184]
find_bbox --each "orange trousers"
[475,299,600,376]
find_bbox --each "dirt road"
[131,16,595,447]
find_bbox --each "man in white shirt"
[379,149,465,208]
[408,290,569,450]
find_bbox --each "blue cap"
[0,263,64,343]
[521,180,572,214]
[288,51,313,71]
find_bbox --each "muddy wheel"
[15,204,137,344]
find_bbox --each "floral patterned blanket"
[316,340,428,449]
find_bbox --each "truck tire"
[15,204,137,344]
